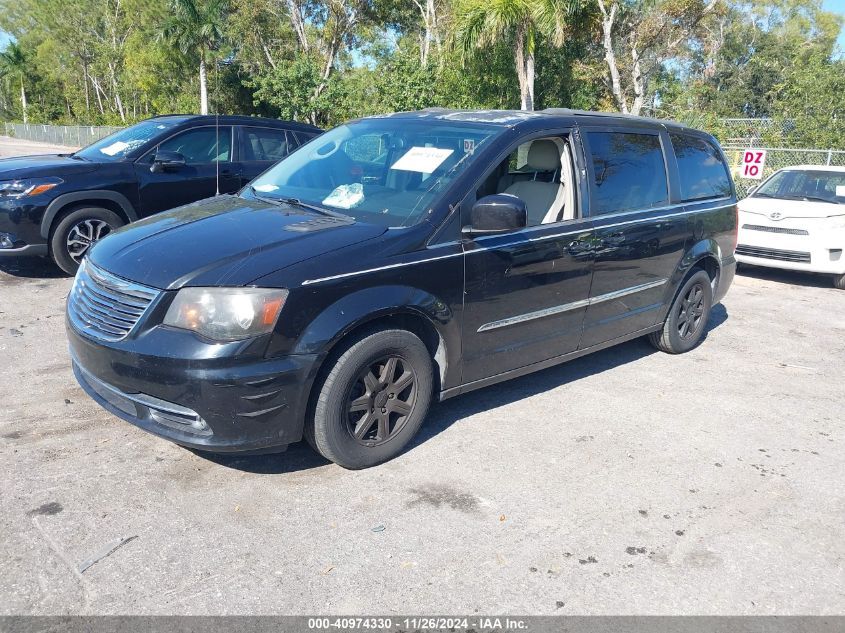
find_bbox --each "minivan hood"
[739,195,845,219]
[0,154,99,179]
[88,195,388,289]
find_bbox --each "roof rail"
[541,108,688,128]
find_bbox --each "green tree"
[159,0,227,114]
[0,42,29,123]
[454,0,576,110]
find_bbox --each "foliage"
[0,0,842,148]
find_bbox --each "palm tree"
[0,42,29,124]
[455,0,576,111]
[159,0,227,115]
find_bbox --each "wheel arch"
[41,190,138,239]
[292,284,461,397]
[659,238,723,320]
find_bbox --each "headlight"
[0,177,63,199]
[163,287,288,341]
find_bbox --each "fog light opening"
[829,249,842,262]
[0,233,16,249]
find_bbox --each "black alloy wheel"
[676,281,706,340]
[345,355,417,446]
[307,328,433,469]
[649,268,713,354]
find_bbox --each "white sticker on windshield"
[323,183,364,209]
[99,141,129,156]
[836,185,845,197]
[253,183,279,193]
[390,147,454,173]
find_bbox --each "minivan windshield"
[753,169,845,204]
[245,118,503,227]
[75,119,180,162]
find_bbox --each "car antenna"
[212,55,220,197]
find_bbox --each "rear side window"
[242,126,291,162]
[670,133,732,201]
[293,131,319,146]
[586,131,668,214]
[155,126,231,163]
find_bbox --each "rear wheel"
[649,269,713,354]
[50,207,124,275]
[307,329,433,469]
[833,273,845,290]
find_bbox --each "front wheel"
[307,329,434,469]
[649,269,713,354]
[50,207,124,275]
[833,273,845,290]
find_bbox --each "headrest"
[526,140,560,171]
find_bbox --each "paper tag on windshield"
[390,147,453,173]
[99,141,129,156]
[836,185,845,197]
[323,183,364,209]
[253,184,279,193]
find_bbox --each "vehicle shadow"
[0,256,66,279]
[203,304,729,475]
[737,263,834,289]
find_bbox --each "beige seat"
[503,140,565,225]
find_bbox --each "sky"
[825,0,845,49]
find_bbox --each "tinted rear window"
[670,133,732,201]
[587,131,668,214]
[242,126,291,161]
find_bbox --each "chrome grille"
[68,260,159,342]
[742,224,809,236]
[735,245,812,263]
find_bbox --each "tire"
[308,329,434,469]
[833,273,845,290]
[649,269,713,354]
[50,207,124,275]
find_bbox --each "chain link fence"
[4,120,844,200]
[722,145,845,198]
[2,122,122,148]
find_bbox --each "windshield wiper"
[248,185,286,208]
[278,196,354,221]
[779,193,838,204]
[249,187,354,221]
[799,195,839,204]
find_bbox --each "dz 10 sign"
[740,149,767,179]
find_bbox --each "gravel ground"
[0,140,843,616]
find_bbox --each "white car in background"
[736,165,845,289]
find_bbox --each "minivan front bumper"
[67,323,319,453]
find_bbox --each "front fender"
[291,284,461,390]
[41,190,137,239]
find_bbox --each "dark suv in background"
[0,115,321,273]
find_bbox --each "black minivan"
[66,109,737,469]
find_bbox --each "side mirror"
[462,194,527,236]
[747,185,758,195]
[150,151,186,173]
